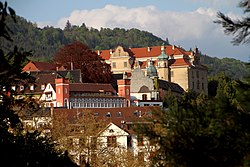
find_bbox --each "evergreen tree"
[0,2,76,166]
[144,74,250,167]
[215,0,250,45]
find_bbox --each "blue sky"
[6,0,249,62]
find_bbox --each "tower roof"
[158,48,169,60]
[147,60,157,77]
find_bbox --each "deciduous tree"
[53,41,113,83]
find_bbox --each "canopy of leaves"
[144,74,250,167]
[0,16,167,61]
[54,41,112,83]
[201,54,250,81]
[0,2,76,166]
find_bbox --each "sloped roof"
[57,69,82,83]
[99,45,188,60]
[24,61,57,71]
[53,106,159,128]
[158,79,184,94]
[69,83,116,94]
[169,58,192,67]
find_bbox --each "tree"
[0,2,76,166]
[51,109,149,167]
[143,74,250,167]
[214,0,250,45]
[53,41,113,83]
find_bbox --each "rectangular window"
[124,62,127,68]
[112,62,116,68]
[41,85,45,90]
[196,71,199,78]
[142,94,147,100]
[127,136,132,148]
[197,80,200,90]
[107,136,117,147]
[30,85,34,91]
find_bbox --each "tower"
[55,78,70,108]
[157,43,170,81]
[117,78,131,107]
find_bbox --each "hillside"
[0,16,167,61]
[0,16,249,80]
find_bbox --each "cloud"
[37,4,249,61]
[189,0,239,9]
[54,5,220,41]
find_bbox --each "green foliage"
[0,2,76,166]
[201,54,250,81]
[1,14,249,81]
[145,74,250,167]
[214,0,250,45]
[0,16,167,60]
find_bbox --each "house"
[22,61,57,72]
[53,106,159,165]
[97,44,208,94]
[13,69,82,100]
[40,78,125,108]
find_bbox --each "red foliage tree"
[53,41,112,83]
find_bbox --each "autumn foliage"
[53,41,112,83]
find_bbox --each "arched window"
[64,99,68,108]
[126,100,130,107]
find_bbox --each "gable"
[99,123,129,137]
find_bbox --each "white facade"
[39,83,57,107]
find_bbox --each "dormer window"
[106,112,111,117]
[41,85,45,90]
[116,112,122,117]
[20,85,24,91]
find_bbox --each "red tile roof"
[69,83,116,94]
[170,58,192,67]
[53,106,159,128]
[99,45,188,60]
[23,61,57,72]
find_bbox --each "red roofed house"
[97,44,208,94]
[53,106,159,165]
[23,61,57,72]
[40,77,125,108]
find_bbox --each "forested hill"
[1,16,249,80]
[0,16,167,61]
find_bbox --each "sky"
[6,0,250,62]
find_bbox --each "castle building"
[98,44,208,95]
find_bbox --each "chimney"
[70,62,73,70]
[147,47,151,52]
[110,49,113,55]
[172,45,175,50]
[97,50,100,56]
